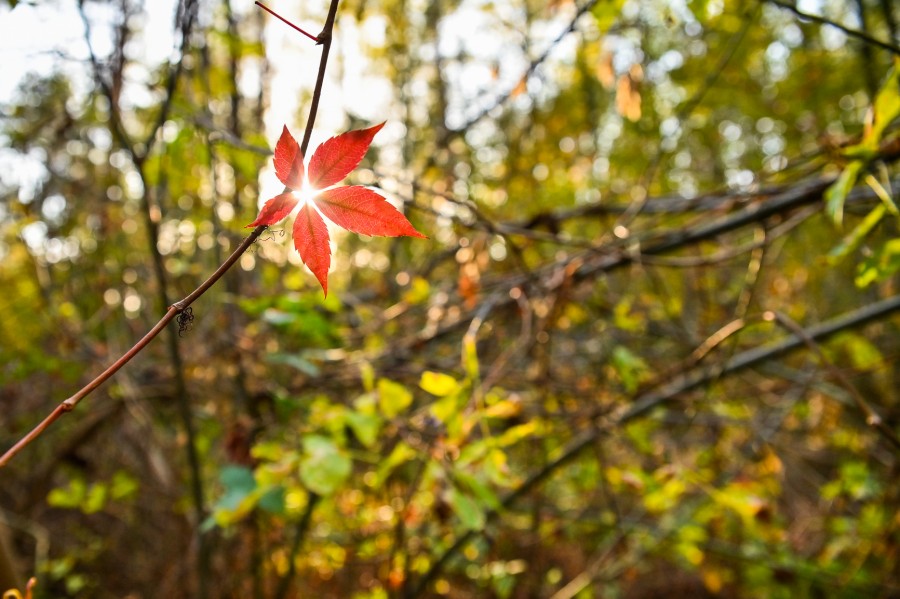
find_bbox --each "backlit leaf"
[420,371,459,397]
[308,122,385,189]
[246,192,299,228]
[273,125,305,189]
[314,186,425,238]
[293,203,331,295]
[345,410,382,448]
[249,122,425,293]
[378,378,413,417]
[299,435,352,495]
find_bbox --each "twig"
[449,0,600,133]
[255,1,319,43]
[766,0,900,56]
[0,229,263,467]
[769,310,900,451]
[274,493,320,599]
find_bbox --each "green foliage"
[47,471,139,514]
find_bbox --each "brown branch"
[1,0,345,468]
[0,228,264,467]
[770,310,900,451]
[255,1,319,43]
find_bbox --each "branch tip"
[255,1,320,43]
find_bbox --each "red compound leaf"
[249,122,424,295]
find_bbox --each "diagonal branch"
[766,0,900,56]
[0,0,344,468]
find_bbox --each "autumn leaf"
[248,122,426,295]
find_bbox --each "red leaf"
[273,126,305,189]
[293,203,332,295]
[307,122,385,189]
[314,186,426,238]
[246,192,299,228]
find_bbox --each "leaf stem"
[255,1,320,43]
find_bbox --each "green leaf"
[828,204,886,263]
[217,465,257,511]
[591,0,625,32]
[345,410,382,448]
[430,392,465,424]
[611,345,648,394]
[378,378,413,418]
[495,421,538,448]
[82,483,108,514]
[825,160,864,226]
[402,276,431,304]
[360,361,375,392]
[257,486,286,515]
[420,371,460,397]
[110,470,139,501]
[299,435,352,495]
[47,478,87,509]
[463,336,480,380]
[832,332,884,371]
[455,471,502,510]
[376,441,417,485]
[866,60,900,147]
[856,238,900,287]
[446,487,485,531]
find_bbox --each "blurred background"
[1,0,899,596]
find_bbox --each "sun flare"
[297,183,318,207]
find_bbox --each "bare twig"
[255,1,319,43]
[449,0,600,134]
[769,310,900,451]
[766,0,900,56]
[274,493,320,599]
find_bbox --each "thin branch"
[274,493,320,599]
[0,228,264,467]
[449,0,600,134]
[255,1,319,43]
[0,0,346,468]
[770,310,900,451]
[766,0,900,55]
[144,0,199,156]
